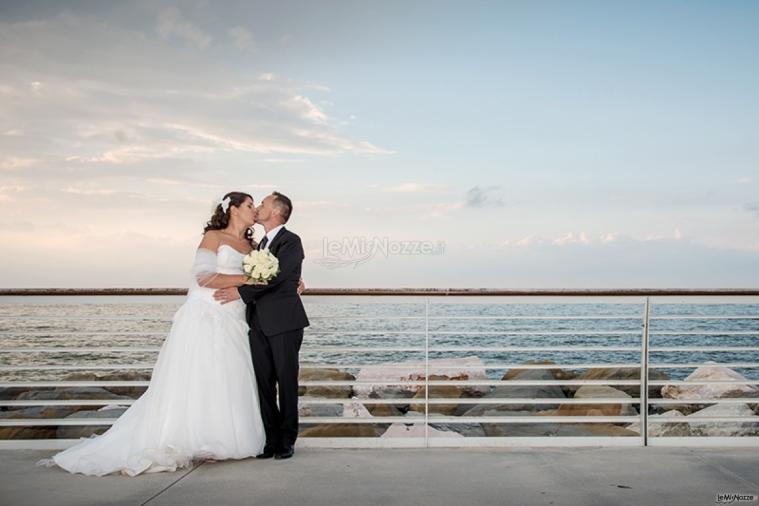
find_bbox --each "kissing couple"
[40,191,310,476]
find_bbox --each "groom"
[214,191,309,460]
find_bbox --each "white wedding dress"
[41,245,266,476]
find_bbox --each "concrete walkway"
[1,448,757,506]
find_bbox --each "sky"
[0,0,757,288]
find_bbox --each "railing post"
[641,296,650,446]
[424,298,429,448]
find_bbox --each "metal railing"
[1,289,758,449]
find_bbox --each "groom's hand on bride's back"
[213,287,241,304]
[297,277,305,295]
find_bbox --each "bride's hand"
[297,277,306,295]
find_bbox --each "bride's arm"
[197,273,248,289]
[193,232,248,289]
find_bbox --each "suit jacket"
[238,226,310,336]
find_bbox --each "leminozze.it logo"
[314,236,446,269]
[715,493,758,504]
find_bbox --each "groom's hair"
[272,191,293,223]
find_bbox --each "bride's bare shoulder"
[198,230,222,251]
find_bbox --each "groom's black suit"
[238,226,309,451]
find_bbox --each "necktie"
[259,236,269,250]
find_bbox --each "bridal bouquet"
[242,250,280,284]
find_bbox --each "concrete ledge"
[2,448,757,506]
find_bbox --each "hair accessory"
[218,196,232,214]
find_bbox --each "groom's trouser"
[248,315,304,449]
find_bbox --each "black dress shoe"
[274,444,294,460]
[256,447,276,459]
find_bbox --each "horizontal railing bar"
[309,316,425,320]
[648,417,759,422]
[428,331,642,336]
[304,415,756,423]
[0,419,120,426]
[649,347,759,352]
[0,381,150,387]
[650,380,759,386]
[301,363,643,370]
[4,345,757,354]
[650,316,759,320]
[0,315,648,322]
[649,363,759,368]
[3,379,758,388]
[2,314,757,321]
[0,398,645,407]
[304,347,641,352]
[4,414,759,427]
[0,416,643,426]
[3,288,759,296]
[650,398,759,404]
[0,347,162,353]
[305,330,642,336]
[309,379,747,386]
[0,316,641,322]
[5,362,758,372]
[0,345,643,353]
[0,331,166,336]
[649,331,759,336]
[431,346,641,352]
[301,398,644,405]
[0,399,136,407]
[430,316,643,320]
[426,416,755,423]
[307,416,637,423]
[4,330,757,338]
[304,362,759,370]
[307,331,426,335]
[0,380,645,388]
[4,397,759,408]
[0,365,155,371]
[5,416,759,428]
[1,330,755,338]
[0,346,644,354]
[304,347,426,353]
[0,316,174,321]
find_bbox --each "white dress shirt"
[261,224,284,250]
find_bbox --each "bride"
[41,192,302,476]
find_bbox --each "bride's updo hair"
[204,191,255,244]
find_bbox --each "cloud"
[0,157,40,170]
[228,26,254,51]
[298,200,349,209]
[552,231,590,245]
[383,183,447,193]
[145,177,276,190]
[61,184,123,196]
[302,228,759,289]
[514,235,546,247]
[506,231,686,248]
[261,158,304,163]
[287,95,328,124]
[0,184,24,202]
[0,12,389,189]
[644,228,685,241]
[746,202,759,217]
[157,7,211,49]
[465,185,505,208]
